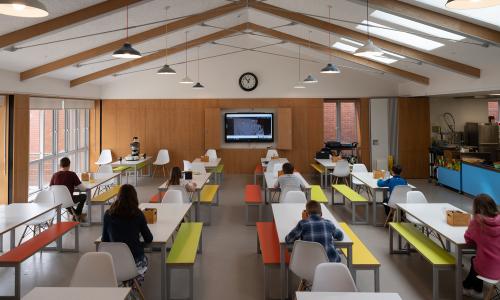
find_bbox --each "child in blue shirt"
[377,165,407,215]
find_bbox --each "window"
[324,100,359,144]
[488,101,499,123]
[28,109,90,195]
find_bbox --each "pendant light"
[354,0,383,57]
[445,0,500,9]
[303,31,318,84]
[293,46,306,89]
[321,5,341,74]
[180,31,194,84]
[0,0,48,18]
[113,3,141,59]
[157,7,176,74]
[193,47,205,89]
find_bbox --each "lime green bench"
[112,166,130,184]
[339,222,380,292]
[310,163,327,187]
[214,164,224,184]
[91,185,121,223]
[310,185,328,203]
[166,222,203,300]
[332,184,369,224]
[199,185,219,225]
[389,222,455,300]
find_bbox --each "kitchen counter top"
[462,161,500,173]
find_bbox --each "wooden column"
[11,94,30,203]
[89,100,101,172]
[358,98,371,170]
[0,96,7,204]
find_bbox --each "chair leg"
[133,279,146,300]
[384,208,394,227]
[163,165,167,178]
[18,225,31,246]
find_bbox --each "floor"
[0,173,480,300]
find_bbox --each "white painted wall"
[0,69,101,99]
[370,98,389,170]
[429,97,490,132]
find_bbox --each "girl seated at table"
[462,194,500,298]
[165,166,197,203]
[102,184,153,286]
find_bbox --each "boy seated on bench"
[377,165,408,215]
[285,200,344,262]
[275,163,305,202]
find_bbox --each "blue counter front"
[437,167,461,192]
[462,162,500,204]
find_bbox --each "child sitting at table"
[462,194,500,298]
[377,165,408,214]
[274,163,305,202]
[285,200,344,263]
[166,166,197,203]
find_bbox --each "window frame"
[323,99,359,143]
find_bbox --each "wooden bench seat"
[0,222,79,300]
[310,185,328,203]
[245,185,263,225]
[310,163,327,187]
[332,184,369,224]
[166,222,203,300]
[389,222,455,300]
[199,185,219,225]
[91,185,121,223]
[339,222,380,292]
[254,164,264,186]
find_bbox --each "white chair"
[406,191,428,225]
[161,190,184,204]
[95,164,115,193]
[289,240,329,291]
[18,190,55,245]
[205,149,217,162]
[98,242,145,300]
[477,276,500,300]
[385,185,412,226]
[266,149,279,159]
[153,149,170,177]
[191,162,206,175]
[70,252,118,287]
[351,163,369,192]
[50,185,80,221]
[183,160,192,172]
[331,159,350,185]
[95,149,113,170]
[312,263,357,292]
[282,190,307,203]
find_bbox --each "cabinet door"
[204,108,221,150]
[277,108,292,150]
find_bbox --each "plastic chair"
[282,190,307,203]
[50,185,79,221]
[477,276,500,300]
[183,160,192,172]
[191,162,206,175]
[331,159,350,185]
[98,242,145,300]
[406,191,427,225]
[289,240,329,291]
[161,190,184,204]
[312,263,357,292]
[205,149,217,162]
[95,149,113,169]
[70,252,118,287]
[18,190,55,245]
[153,149,170,177]
[384,185,412,226]
[266,149,279,159]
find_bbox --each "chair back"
[161,190,184,204]
[50,185,75,209]
[282,190,307,203]
[70,252,118,287]
[266,149,279,159]
[387,185,412,209]
[332,160,350,177]
[98,164,113,174]
[98,242,139,283]
[183,160,192,171]
[289,240,329,282]
[191,162,206,175]
[312,263,357,292]
[205,149,217,161]
[351,163,368,185]
[34,190,55,205]
[154,149,170,165]
[96,149,113,165]
[406,191,428,204]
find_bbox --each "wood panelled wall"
[0,96,7,204]
[101,99,326,174]
[11,95,30,203]
[398,97,430,179]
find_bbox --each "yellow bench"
[389,222,455,300]
[339,222,380,292]
[310,163,327,187]
[332,184,369,224]
[166,222,203,300]
[310,185,328,203]
[199,185,219,225]
[91,185,121,223]
[214,164,224,184]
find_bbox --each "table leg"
[84,188,92,226]
[135,166,138,186]
[347,244,353,274]
[161,243,167,300]
[0,234,3,252]
[195,190,200,222]
[10,229,15,250]
[280,243,286,300]
[455,245,463,300]
[56,205,62,251]
[373,190,383,226]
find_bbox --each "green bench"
[310,185,328,203]
[91,185,121,223]
[389,222,455,300]
[166,222,203,300]
[310,163,327,188]
[199,185,220,225]
[112,166,130,184]
[332,184,369,224]
[214,164,224,184]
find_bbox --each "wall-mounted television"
[224,113,274,143]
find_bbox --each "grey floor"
[0,174,479,300]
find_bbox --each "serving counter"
[461,162,500,204]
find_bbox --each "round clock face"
[239,72,258,92]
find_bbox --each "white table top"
[397,203,468,245]
[296,292,402,300]
[265,172,311,190]
[139,203,191,244]
[22,287,131,300]
[0,203,60,235]
[261,157,288,164]
[351,172,415,190]
[80,173,120,190]
[315,158,338,169]
[271,203,352,245]
[111,156,152,166]
[192,158,221,168]
[158,173,211,191]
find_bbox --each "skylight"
[332,42,358,53]
[332,42,398,64]
[340,37,364,47]
[371,10,466,41]
[339,38,408,59]
[356,20,444,51]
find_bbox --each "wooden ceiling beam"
[0,0,144,49]
[20,1,246,81]
[247,23,429,85]
[69,23,248,87]
[248,0,480,78]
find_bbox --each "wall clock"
[239,72,258,92]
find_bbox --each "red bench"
[256,222,290,300]
[0,222,79,300]
[254,164,264,186]
[245,185,263,225]
[150,192,165,203]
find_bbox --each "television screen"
[225,113,274,143]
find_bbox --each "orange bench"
[254,164,264,186]
[0,222,79,300]
[245,185,263,225]
[150,191,165,203]
[256,222,290,300]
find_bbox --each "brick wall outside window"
[488,101,499,122]
[324,101,358,143]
